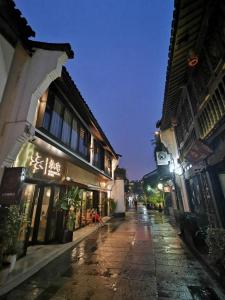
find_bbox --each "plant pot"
[62,230,73,243]
[3,254,17,272]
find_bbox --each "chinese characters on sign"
[30,152,62,178]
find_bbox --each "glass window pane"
[79,127,85,154]
[37,187,51,242]
[43,111,51,130]
[50,98,63,138]
[78,126,90,159]
[71,119,78,151]
[29,188,40,242]
[42,92,54,130]
[48,187,60,241]
[61,109,72,145]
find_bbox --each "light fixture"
[175,165,183,176]
[46,189,51,197]
[187,49,199,67]
[157,183,163,190]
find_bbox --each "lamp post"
[169,156,183,211]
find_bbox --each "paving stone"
[2,205,225,300]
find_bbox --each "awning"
[62,180,88,189]
[87,184,111,192]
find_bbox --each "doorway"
[28,185,60,244]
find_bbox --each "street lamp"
[169,159,183,176]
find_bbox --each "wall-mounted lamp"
[157,183,163,190]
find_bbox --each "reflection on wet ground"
[2,205,225,300]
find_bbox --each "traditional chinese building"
[0,0,120,256]
[159,0,225,228]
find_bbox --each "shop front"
[184,167,219,228]
[0,142,66,256]
[0,140,113,257]
[65,162,111,223]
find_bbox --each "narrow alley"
[2,205,224,300]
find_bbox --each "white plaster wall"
[0,34,14,104]
[160,127,179,160]
[111,179,125,213]
[160,128,190,212]
[174,173,190,212]
[111,157,119,180]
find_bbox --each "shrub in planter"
[180,213,198,245]
[206,227,225,276]
[61,187,82,242]
[2,205,22,272]
[180,212,208,251]
[109,198,117,215]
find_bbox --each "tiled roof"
[0,0,35,46]
[59,67,119,159]
[160,0,206,129]
[28,40,74,59]
[0,0,74,59]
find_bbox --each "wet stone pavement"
[2,204,225,300]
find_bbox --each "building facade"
[0,0,120,258]
[0,1,74,183]
[159,0,225,228]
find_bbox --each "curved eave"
[0,0,35,47]
[28,40,74,59]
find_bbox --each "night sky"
[15,0,173,180]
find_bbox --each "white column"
[111,179,125,216]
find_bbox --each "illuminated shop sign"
[30,152,62,178]
[14,143,64,181]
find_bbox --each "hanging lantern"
[187,49,199,67]
[171,117,177,127]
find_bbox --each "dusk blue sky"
[15,0,174,180]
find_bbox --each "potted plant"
[61,186,83,242]
[109,198,117,215]
[2,205,22,272]
[206,227,225,281]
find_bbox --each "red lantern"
[187,50,199,67]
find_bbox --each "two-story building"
[0,0,120,257]
[159,0,225,228]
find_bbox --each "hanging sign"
[185,140,213,163]
[156,151,170,166]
